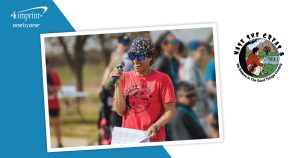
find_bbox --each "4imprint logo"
[10,6,48,28]
[11,6,48,21]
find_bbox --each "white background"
[53,0,300,157]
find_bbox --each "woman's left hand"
[147,124,160,139]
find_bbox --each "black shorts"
[112,111,122,127]
[49,109,60,117]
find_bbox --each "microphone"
[110,61,125,86]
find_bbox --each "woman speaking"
[110,38,176,142]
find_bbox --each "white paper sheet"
[111,127,149,144]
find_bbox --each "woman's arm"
[110,68,126,116]
[114,82,126,116]
[148,102,176,138]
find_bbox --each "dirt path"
[51,137,97,148]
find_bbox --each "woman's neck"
[135,68,151,76]
[164,51,173,59]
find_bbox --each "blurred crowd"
[97,31,219,145]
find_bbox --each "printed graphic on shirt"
[234,33,284,82]
[125,84,152,113]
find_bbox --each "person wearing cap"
[98,34,131,145]
[122,31,152,72]
[110,38,177,142]
[182,40,211,133]
[100,34,131,92]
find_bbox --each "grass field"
[255,64,278,78]
[245,52,279,78]
[50,64,105,144]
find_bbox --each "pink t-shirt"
[120,70,176,142]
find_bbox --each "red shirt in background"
[247,53,263,71]
[48,70,61,110]
[120,70,176,142]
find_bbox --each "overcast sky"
[150,27,213,44]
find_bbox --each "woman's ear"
[148,55,153,61]
[149,56,154,65]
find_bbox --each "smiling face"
[128,38,154,75]
[131,55,153,74]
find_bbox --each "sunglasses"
[164,39,178,46]
[128,52,148,61]
[184,93,197,99]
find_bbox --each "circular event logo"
[234,33,284,82]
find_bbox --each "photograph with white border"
[40,23,223,152]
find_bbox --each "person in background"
[46,59,63,148]
[153,31,180,89]
[98,34,131,145]
[206,45,219,138]
[174,39,185,61]
[111,38,176,142]
[182,40,212,134]
[246,47,264,76]
[174,39,186,82]
[167,82,208,140]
